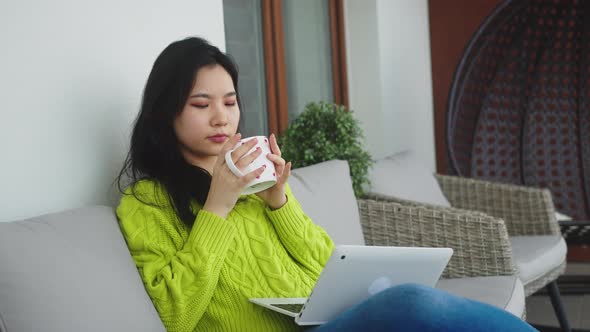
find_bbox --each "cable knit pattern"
[116,180,334,332]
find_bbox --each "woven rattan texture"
[447,0,590,220]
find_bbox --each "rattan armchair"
[435,174,566,294]
[357,195,528,319]
[361,174,569,330]
[358,197,516,279]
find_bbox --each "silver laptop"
[249,245,453,326]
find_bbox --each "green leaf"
[279,101,373,197]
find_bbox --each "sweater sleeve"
[117,195,236,332]
[264,184,334,279]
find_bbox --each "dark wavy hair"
[117,36,242,226]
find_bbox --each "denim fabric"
[313,284,538,332]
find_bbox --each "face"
[174,64,240,172]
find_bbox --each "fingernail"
[256,147,261,151]
[256,175,260,179]
[262,164,266,168]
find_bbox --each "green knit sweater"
[116,180,334,331]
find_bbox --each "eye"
[192,104,208,109]
[226,101,236,107]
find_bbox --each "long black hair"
[117,37,242,226]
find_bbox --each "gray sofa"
[0,159,524,331]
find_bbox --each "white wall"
[0,0,226,222]
[344,0,436,170]
[344,0,384,161]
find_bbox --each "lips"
[208,134,228,143]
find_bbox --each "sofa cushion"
[436,276,525,319]
[509,235,567,285]
[289,159,365,245]
[368,150,451,207]
[0,206,165,332]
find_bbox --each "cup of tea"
[224,136,277,195]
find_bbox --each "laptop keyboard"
[270,303,304,314]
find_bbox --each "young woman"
[116,37,538,332]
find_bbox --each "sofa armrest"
[358,196,516,279]
[435,174,560,236]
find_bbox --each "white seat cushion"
[509,236,567,285]
[436,276,525,318]
[555,211,572,221]
[289,160,365,245]
[368,150,451,207]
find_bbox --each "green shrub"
[279,101,372,197]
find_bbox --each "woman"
[116,36,538,332]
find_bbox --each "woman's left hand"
[256,133,292,209]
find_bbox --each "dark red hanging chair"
[446,0,590,249]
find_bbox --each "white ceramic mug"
[224,136,277,195]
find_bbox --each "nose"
[210,103,228,126]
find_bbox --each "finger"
[286,162,292,178]
[277,162,291,185]
[235,147,263,169]
[222,133,241,153]
[230,137,259,163]
[217,133,241,166]
[241,165,266,185]
[267,154,285,174]
[266,153,286,166]
[270,133,282,157]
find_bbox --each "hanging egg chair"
[447,0,590,227]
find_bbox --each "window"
[223,0,348,135]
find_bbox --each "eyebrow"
[189,92,236,99]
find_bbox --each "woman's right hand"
[202,133,266,218]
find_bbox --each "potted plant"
[279,101,372,197]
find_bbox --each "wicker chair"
[363,171,569,330]
[357,196,527,319]
[358,195,516,280]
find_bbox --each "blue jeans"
[313,283,538,332]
